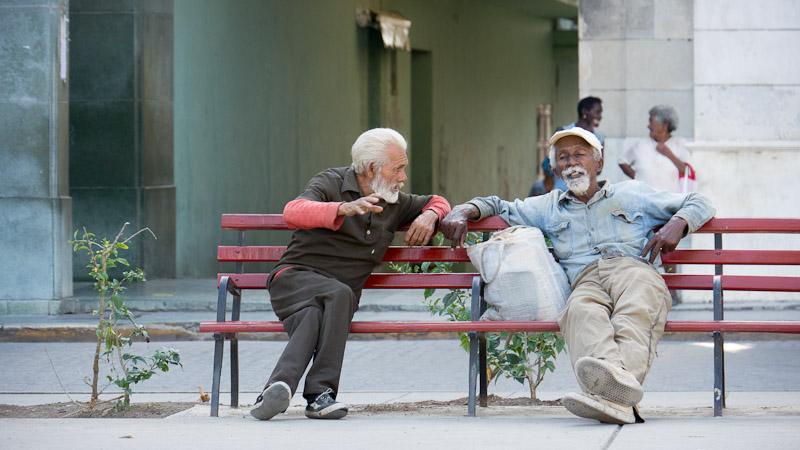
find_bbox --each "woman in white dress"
[618,105,694,194]
[618,105,695,305]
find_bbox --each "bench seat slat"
[199,320,800,334]
[218,272,478,290]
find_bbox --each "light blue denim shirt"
[468,180,715,284]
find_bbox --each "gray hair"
[351,128,407,174]
[649,104,679,133]
[548,142,602,169]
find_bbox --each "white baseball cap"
[549,127,603,154]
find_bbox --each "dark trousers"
[266,266,357,401]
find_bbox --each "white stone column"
[687,0,800,301]
[579,0,695,184]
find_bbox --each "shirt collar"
[341,167,362,195]
[558,180,612,205]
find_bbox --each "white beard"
[371,175,403,204]
[562,166,591,196]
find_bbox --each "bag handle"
[479,240,504,284]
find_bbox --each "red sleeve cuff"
[283,199,345,230]
[422,195,451,232]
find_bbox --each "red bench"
[200,214,800,417]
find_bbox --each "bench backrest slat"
[219,272,478,290]
[218,214,800,293]
[696,218,800,234]
[222,214,510,232]
[663,274,800,292]
[661,249,800,265]
[218,246,471,263]
[221,214,800,234]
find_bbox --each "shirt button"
[366,230,371,235]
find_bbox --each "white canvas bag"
[467,226,571,321]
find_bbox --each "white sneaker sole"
[250,381,291,420]
[575,357,643,406]
[563,392,635,425]
[305,403,348,419]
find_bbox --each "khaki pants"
[557,256,671,384]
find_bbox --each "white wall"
[580,0,800,302]
[578,0,695,185]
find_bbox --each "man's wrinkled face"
[553,136,603,197]
[371,144,407,204]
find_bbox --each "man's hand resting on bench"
[440,204,480,248]
[404,209,439,246]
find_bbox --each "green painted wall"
[69,0,175,282]
[174,0,575,277]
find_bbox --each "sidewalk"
[1,281,799,448]
[2,387,799,450]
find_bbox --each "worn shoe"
[575,356,643,406]
[250,381,292,420]
[304,388,348,419]
[563,392,635,425]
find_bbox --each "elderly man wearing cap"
[441,127,715,424]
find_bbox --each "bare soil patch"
[0,402,198,418]
[355,394,563,415]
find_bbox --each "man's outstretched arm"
[283,193,384,230]
[440,203,480,248]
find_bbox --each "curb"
[2,324,799,343]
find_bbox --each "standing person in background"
[564,96,604,147]
[618,105,694,194]
[618,105,696,304]
[529,96,604,196]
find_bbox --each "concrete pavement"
[1,281,799,448]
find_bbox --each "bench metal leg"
[211,334,224,417]
[713,330,725,416]
[713,273,725,416]
[479,333,488,407]
[468,276,482,416]
[230,289,242,409]
[468,332,477,416]
[231,338,239,408]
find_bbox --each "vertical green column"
[69,0,174,282]
[0,0,72,313]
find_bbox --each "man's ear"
[365,161,377,180]
[596,157,604,174]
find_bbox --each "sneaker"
[575,356,643,406]
[563,392,635,425]
[304,388,348,419]
[250,381,291,420]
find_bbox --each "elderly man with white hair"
[441,127,714,424]
[251,128,450,421]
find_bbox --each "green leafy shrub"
[71,223,181,410]
[392,232,565,400]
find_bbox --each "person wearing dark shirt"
[251,128,450,421]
